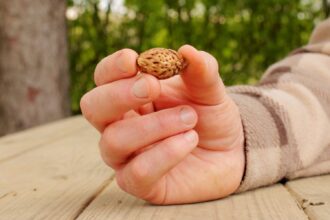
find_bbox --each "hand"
[80,45,245,204]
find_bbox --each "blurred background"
[0,0,329,136]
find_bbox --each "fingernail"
[132,77,149,98]
[180,107,195,125]
[183,130,197,142]
[116,51,128,73]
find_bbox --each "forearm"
[229,18,330,192]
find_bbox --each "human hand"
[80,45,245,204]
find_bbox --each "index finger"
[94,48,139,86]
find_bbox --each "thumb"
[178,45,226,105]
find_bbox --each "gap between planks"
[76,182,309,220]
[0,127,114,220]
[283,183,312,220]
[283,175,330,220]
[73,175,116,220]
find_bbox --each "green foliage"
[68,0,327,114]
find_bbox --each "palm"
[155,76,243,152]
[118,75,244,204]
[139,143,243,204]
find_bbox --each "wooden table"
[0,116,329,220]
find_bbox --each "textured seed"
[137,48,186,79]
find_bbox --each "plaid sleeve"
[228,18,330,192]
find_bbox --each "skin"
[80,45,245,205]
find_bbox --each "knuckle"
[153,113,169,132]
[116,169,147,198]
[161,141,179,159]
[116,173,128,192]
[117,48,138,75]
[94,58,107,86]
[99,145,113,167]
[130,160,148,182]
[99,135,123,169]
[139,114,162,135]
[101,127,123,156]
[80,94,93,122]
[200,51,219,72]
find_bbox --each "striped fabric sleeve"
[228,19,330,192]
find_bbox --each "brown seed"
[137,48,186,79]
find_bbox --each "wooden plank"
[285,175,330,220]
[77,181,308,220]
[0,116,89,163]
[0,126,115,220]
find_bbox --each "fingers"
[94,49,139,86]
[178,45,226,105]
[80,74,161,131]
[123,110,140,119]
[116,130,198,196]
[137,103,155,115]
[99,105,198,168]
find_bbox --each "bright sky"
[67,0,126,20]
[100,0,125,14]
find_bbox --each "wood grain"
[1,116,328,220]
[77,182,308,220]
[0,125,114,220]
[286,175,330,220]
[0,116,89,163]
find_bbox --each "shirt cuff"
[228,92,283,192]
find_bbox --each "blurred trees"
[68,0,327,114]
[0,0,70,135]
